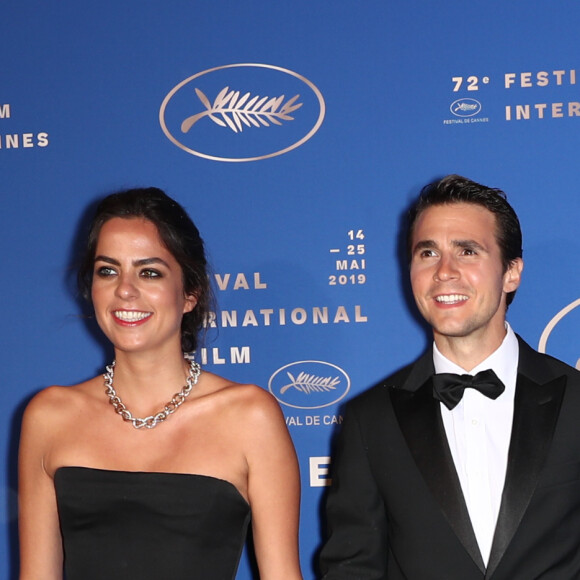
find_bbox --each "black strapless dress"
[54,467,251,580]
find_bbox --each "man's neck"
[433,326,508,372]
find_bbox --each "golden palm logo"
[159,63,325,162]
[279,372,341,395]
[269,361,350,409]
[181,87,302,134]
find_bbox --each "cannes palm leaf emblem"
[181,87,303,134]
[280,372,341,395]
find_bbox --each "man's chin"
[432,324,474,340]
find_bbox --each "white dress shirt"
[433,323,519,565]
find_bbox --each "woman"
[19,187,302,580]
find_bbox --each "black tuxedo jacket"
[320,337,580,579]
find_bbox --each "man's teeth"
[114,311,152,322]
[435,294,468,304]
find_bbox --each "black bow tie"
[432,369,505,410]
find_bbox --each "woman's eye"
[95,266,116,277]
[141,269,161,278]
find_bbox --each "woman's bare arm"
[19,388,65,580]
[242,387,302,580]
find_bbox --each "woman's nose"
[114,274,138,299]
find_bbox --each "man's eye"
[419,249,436,258]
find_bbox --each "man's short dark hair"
[407,174,523,306]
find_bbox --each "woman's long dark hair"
[78,187,213,352]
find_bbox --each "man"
[320,175,580,579]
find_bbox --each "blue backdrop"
[2,2,579,578]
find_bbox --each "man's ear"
[503,258,523,293]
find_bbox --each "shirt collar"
[433,322,519,392]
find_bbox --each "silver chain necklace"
[103,358,201,429]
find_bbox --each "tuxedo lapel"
[390,350,486,574]
[486,339,567,578]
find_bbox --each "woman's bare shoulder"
[23,376,102,424]
[200,371,284,425]
[19,377,104,474]
[201,371,276,402]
